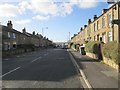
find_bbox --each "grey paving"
[69,49,118,88]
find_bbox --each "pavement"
[2,48,83,88]
[69,49,119,89]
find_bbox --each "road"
[2,48,83,88]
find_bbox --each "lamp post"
[42,27,48,37]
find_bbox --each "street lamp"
[42,27,48,37]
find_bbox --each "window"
[13,33,16,39]
[94,23,96,32]
[97,20,100,30]
[8,32,10,38]
[108,32,112,42]
[97,34,99,41]
[100,37,102,41]
[97,21,100,30]
[102,32,106,43]
[94,36,96,41]
[102,16,106,28]
[108,13,112,27]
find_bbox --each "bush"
[71,42,76,49]
[103,41,118,64]
[69,42,74,48]
[85,41,96,53]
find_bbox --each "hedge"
[70,42,76,49]
[85,41,100,54]
[102,41,118,64]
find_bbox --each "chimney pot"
[84,25,87,28]
[80,27,83,31]
[33,31,35,35]
[22,28,26,33]
[88,19,91,24]
[94,15,97,20]
[7,20,13,29]
[102,9,108,14]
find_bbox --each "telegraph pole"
[69,32,70,42]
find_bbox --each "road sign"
[111,19,120,25]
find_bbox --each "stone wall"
[86,52,118,71]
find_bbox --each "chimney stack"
[84,25,87,29]
[22,28,26,33]
[80,27,83,31]
[93,15,97,21]
[88,19,91,24]
[7,21,13,29]
[102,9,108,14]
[33,31,35,35]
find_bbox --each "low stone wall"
[86,52,118,71]
[2,48,32,57]
[86,52,98,60]
[103,56,118,71]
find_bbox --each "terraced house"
[71,2,120,45]
[2,21,53,51]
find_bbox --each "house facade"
[71,2,120,45]
[2,21,53,51]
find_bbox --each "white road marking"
[0,67,21,78]
[57,58,64,60]
[31,57,42,63]
[44,53,48,56]
[16,56,20,58]
[22,55,25,56]
[4,59,9,60]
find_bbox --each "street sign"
[111,19,120,25]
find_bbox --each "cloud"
[30,0,58,16]
[78,0,98,8]
[32,15,50,21]
[0,4,20,17]
[18,1,31,14]
[58,2,73,16]
[15,19,31,24]
[0,0,98,19]
[29,0,74,17]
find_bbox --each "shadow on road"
[2,48,78,82]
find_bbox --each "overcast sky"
[0,0,114,42]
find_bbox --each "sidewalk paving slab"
[69,49,118,88]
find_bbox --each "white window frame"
[13,33,16,39]
[108,32,112,42]
[97,20,100,30]
[94,23,96,32]
[102,16,106,28]
[108,13,112,27]
[8,32,10,38]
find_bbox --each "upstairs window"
[102,16,106,28]
[97,20,100,30]
[108,13,112,27]
[94,23,96,32]
[8,32,10,38]
[108,32,112,42]
[13,33,16,39]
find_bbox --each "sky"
[0,0,117,42]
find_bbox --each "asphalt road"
[2,48,82,88]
